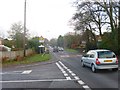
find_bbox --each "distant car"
[81,49,118,73]
[58,47,64,51]
[53,47,59,52]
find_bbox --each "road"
[1,50,119,90]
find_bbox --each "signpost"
[39,36,45,54]
[39,36,44,43]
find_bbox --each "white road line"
[58,61,70,71]
[56,62,64,71]
[61,70,66,74]
[0,79,77,83]
[74,76,80,80]
[64,66,68,69]
[68,70,73,73]
[78,80,85,85]
[66,69,71,71]
[59,61,66,67]
[57,61,91,90]
[64,73,68,76]
[71,73,76,76]
[66,77,71,80]
[83,85,90,89]
[22,70,32,74]
[1,70,32,75]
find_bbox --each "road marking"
[66,69,71,72]
[61,70,66,74]
[74,76,80,80]
[64,66,68,69]
[78,80,85,85]
[57,61,91,90]
[71,73,76,76]
[59,61,66,67]
[0,79,77,83]
[68,70,73,73]
[56,62,71,80]
[1,70,32,75]
[66,77,71,80]
[22,70,32,74]
[64,73,68,76]
[56,63,64,71]
[83,85,90,88]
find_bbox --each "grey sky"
[0,0,76,40]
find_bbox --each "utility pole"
[23,0,26,57]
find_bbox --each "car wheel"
[81,61,85,67]
[91,64,97,73]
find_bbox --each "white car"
[81,49,118,73]
[58,47,64,51]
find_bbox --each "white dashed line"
[66,77,71,80]
[67,69,70,71]
[74,76,80,80]
[78,80,85,85]
[22,70,32,74]
[61,70,66,74]
[56,63,63,71]
[64,66,68,69]
[68,70,73,73]
[56,61,91,90]
[71,73,76,76]
[64,73,68,76]
[59,61,66,67]
[83,85,90,88]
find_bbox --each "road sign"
[39,36,44,43]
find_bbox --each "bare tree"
[8,22,29,49]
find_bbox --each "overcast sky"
[0,0,76,40]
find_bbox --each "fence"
[0,49,35,61]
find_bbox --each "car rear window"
[97,51,115,58]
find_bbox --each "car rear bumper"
[95,65,118,69]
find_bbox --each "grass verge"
[65,48,78,53]
[2,54,51,67]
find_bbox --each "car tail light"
[96,58,100,65]
[116,57,118,64]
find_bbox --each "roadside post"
[39,36,45,54]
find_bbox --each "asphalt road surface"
[1,50,119,90]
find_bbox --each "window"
[97,51,115,58]
[89,54,94,58]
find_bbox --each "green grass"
[65,48,78,53]
[2,54,51,67]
